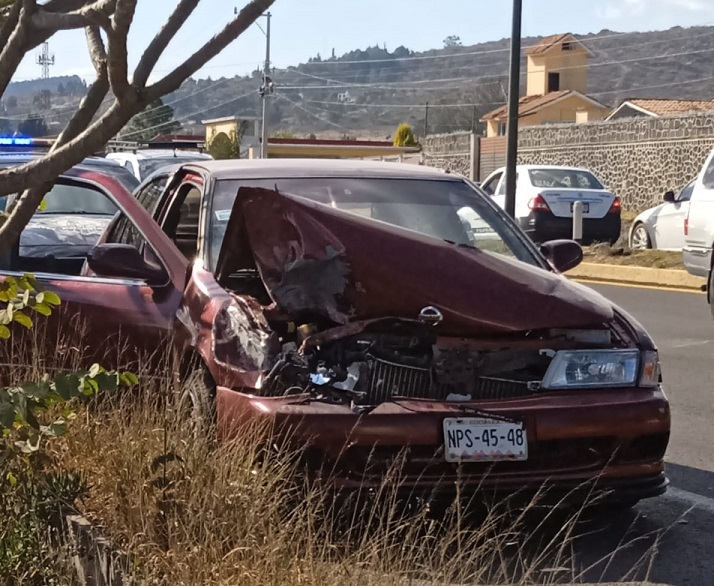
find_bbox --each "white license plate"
[443,418,528,462]
[570,202,589,213]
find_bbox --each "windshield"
[81,163,139,192]
[38,182,119,215]
[139,157,206,178]
[528,168,604,190]
[209,177,540,270]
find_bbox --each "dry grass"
[1,320,663,585]
[583,242,684,270]
[42,375,662,586]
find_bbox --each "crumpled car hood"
[216,187,613,335]
[19,214,112,258]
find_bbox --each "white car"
[628,180,694,251]
[480,165,621,244]
[106,149,212,182]
[683,147,714,316]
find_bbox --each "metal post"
[469,132,479,182]
[503,0,523,218]
[260,12,272,159]
[572,201,583,243]
[424,101,429,139]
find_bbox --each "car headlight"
[542,349,640,389]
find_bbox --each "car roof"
[180,158,461,181]
[492,164,596,174]
[108,149,212,160]
[0,152,125,168]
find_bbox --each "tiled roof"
[625,98,714,116]
[481,90,572,121]
[524,33,573,55]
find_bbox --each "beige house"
[481,33,610,137]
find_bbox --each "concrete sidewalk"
[566,262,706,292]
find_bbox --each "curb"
[566,262,706,292]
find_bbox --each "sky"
[10,0,714,84]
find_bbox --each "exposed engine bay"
[254,318,616,407]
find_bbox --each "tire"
[178,365,217,438]
[629,223,651,250]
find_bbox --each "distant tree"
[308,132,317,139]
[5,95,17,110]
[18,116,48,137]
[443,35,462,48]
[33,89,52,110]
[393,122,417,146]
[331,48,336,60]
[57,82,66,96]
[271,130,295,138]
[207,120,248,159]
[0,117,12,134]
[121,98,181,142]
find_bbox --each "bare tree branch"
[147,0,275,99]
[0,0,37,99]
[0,0,275,254]
[52,26,109,148]
[133,0,200,87]
[106,0,136,103]
[0,1,22,50]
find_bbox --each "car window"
[495,173,516,197]
[678,181,695,202]
[135,175,168,215]
[209,177,541,271]
[105,213,146,249]
[38,182,119,215]
[703,154,714,190]
[481,172,502,196]
[138,157,206,180]
[160,183,202,261]
[528,168,604,189]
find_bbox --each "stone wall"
[420,113,714,212]
[422,132,472,177]
[517,113,714,211]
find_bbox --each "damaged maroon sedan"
[3,160,670,507]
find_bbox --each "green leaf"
[88,363,102,378]
[0,325,10,339]
[21,288,30,306]
[93,372,118,393]
[35,291,44,304]
[42,291,61,306]
[6,472,17,486]
[38,198,47,211]
[12,311,32,329]
[32,302,51,316]
[0,403,15,430]
[54,374,80,401]
[82,377,99,396]
[46,421,67,437]
[119,372,139,386]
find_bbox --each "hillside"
[3,24,714,138]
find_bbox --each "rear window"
[703,153,714,189]
[528,168,604,190]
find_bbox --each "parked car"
[0,154,136,274]
[683,148,714,315]
[2,160,669,509]
[106,149,212,181]
[628,180,694,250]
[480,165,621,244]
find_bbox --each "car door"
[653,181,694,251]
[0,172,188,372]
[481,171,503,197]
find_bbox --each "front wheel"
[629,223,651,250]
[177,365,217,439]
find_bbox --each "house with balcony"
[481,33,610,138]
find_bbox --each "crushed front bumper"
[216,386,670,503]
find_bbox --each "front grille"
[365,355,536,403]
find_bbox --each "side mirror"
[87,243,167,284]
[540,239,583,273]
[663,190,676,203]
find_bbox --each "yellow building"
[481,33,610,137]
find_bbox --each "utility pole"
[504,0,522,219]
[259,12,273,159]
[36,42,55,79]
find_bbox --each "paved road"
[562,284,714,585]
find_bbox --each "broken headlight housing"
[541,349,643,389]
